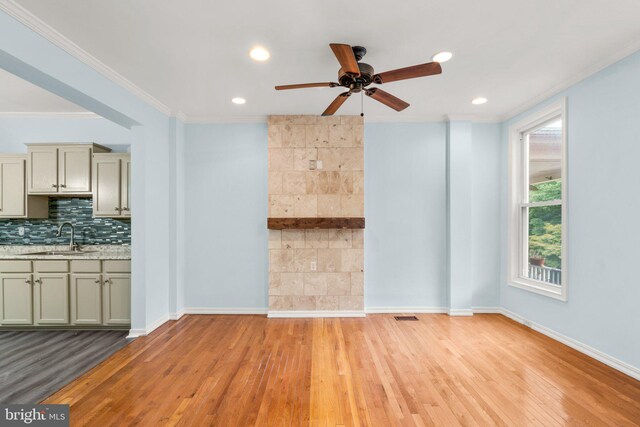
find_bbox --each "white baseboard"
[365,306,447,314]
[268,310,365,318]
[448,309,474,316]
[184,307,268,315]
[168,309,185,320]
[127,313,172,338]
[126,329,146,339]
[472,307,501,314]
[145,314,170,335]
[365,307,500,315]
[501,308,640,381]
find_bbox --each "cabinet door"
[0,158,26,217]
[59,146,92,193]
[28,146,58,193]
[120,156,131,217]
[93,157,121,217]
[103,274,130,325]
[34,273,69,325]
[70,274,102,325]
[0,274,33,325]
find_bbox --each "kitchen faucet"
[56,222,79,252]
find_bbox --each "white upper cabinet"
[58,146,92,193]
[28,146,58,193]
[93,153,131,218]
[26,143,110,195]
[93,155,122,217]
[0,156,26,216]
[0,155,48,219]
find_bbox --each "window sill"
[508,277,567,301]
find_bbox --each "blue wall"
[500,51,640,370]
[471,124,502,308]
[0,116,132,153]
[184,124,269,309]
[365,123,448,309]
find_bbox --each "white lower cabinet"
[0,273,33,325]
[34,273,69,325]
[0,259,130,328]
[103,274,131,325]
[70,274,103,325]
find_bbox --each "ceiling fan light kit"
[275,43,443,116]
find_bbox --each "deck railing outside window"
[528,264,562,285]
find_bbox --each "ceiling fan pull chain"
[361,91,364,117]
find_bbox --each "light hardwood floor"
[44,314,640,426]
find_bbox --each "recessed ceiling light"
[472,97,488,105]
[232,97,246,105]
[432,51,453,63]
[249,47,270,61]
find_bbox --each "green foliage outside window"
[528,181,562,269]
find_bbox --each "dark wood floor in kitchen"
[0,330,129,404]
[44,314,640,426]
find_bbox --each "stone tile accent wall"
[268,229,364,311]
[0,198,131,245]
[268,115,364,313]
[267,115,364,218]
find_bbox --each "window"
[508,99,567,300]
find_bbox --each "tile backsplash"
[0,198,130,245]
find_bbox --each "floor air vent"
[394,316,419,321]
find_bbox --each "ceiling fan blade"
[373,62,442,84]
[275,82,339,90]
[365,88,410,111]
[329,43,360,76]
[322,92,351,116]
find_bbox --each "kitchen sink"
[24,250,98,256]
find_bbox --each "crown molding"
[184,115,268,124]
[369,114,503,124]
[0,111,101,119]
[501,41,640,122]
[446,114,476,122]
[0,0,173,116]
[172,110,188,122]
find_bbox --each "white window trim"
[508,98,568,301]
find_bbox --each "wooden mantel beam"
[267,218,365,230]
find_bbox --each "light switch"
[309,160,317,170]
[316,160,323,169]
[18,227,25,236]
[310,261,317,271]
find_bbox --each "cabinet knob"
[60,184,66,188]
[122,207,129,211]
[115,207,121,211]
[25,279,32,284]
[34,279,42,284]
[51,184,58,188]
[94,279,101,284]
[105,278,113,284]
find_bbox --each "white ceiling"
[0,68,86,113]
[7,0,640,121]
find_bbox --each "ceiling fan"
[275,43,442,116]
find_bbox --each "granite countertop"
[0,245,131,260]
